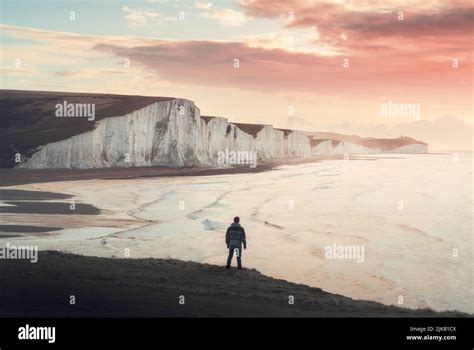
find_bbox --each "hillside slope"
[0,251,465,317]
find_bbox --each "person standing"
[225,216,247,269]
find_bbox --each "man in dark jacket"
[225,216,247,269]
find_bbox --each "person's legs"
[236,248,242,269]
[226,248,234,268]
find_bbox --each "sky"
[0,0,472,149]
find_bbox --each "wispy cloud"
[0,67,40,76]
[122,6,177,28]
[1,23,470,98]
[198,6,248,27]
[194,2,213,10]
[239,0,474,57]
[55,68,125,77]
[241,27,341,55]
[1,11,471,128]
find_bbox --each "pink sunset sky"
[1,0,472,149]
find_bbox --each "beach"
[0,153,472,315]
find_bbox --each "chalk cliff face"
[281,130,311,158]
[19,99,311,169]
[9,94,427,170]
[21,99,202,169]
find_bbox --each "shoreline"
[0,153,445,187]
[0,250,469,317]
[0,156,337,187]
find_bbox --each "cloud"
[145,0,183,3]
[0,67,40,76]
[3,23,467,97]
[241,27,341,55]
[0,24,168,48]
[287,114,313,130]
[1,23,471,136]
[239,0,474,57]
[55,68,125,77]
[238,0,471,17]
[194,2,213,10]
[200,8,248,27]
[122,6,177,28]
[93,40,340,93]
[1,24,471,124]
[92,37,471,99]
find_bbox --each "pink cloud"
[1,22,471,118]
[239,0,474,58]
[93,38,471,103]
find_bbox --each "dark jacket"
[226,223,246,249]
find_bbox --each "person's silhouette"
[225,216,247,269]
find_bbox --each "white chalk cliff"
[310,139,428,155]
[18,98,427,169]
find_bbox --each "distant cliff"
[0,90,427,169]
[309,136,428,155]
